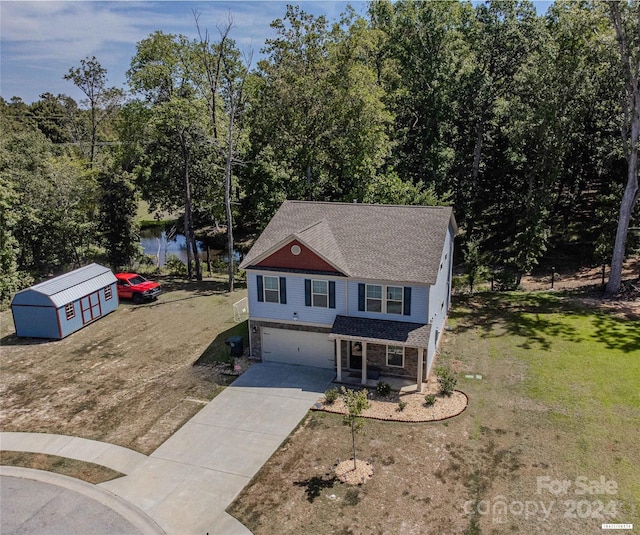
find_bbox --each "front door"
[349,341,362,370]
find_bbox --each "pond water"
[140,227,240,266]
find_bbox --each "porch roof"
[329,315,431,348]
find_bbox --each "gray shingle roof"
[240,201,456,284]
[329,315,431,348]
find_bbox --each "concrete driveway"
[100,363,334,535]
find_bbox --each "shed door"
[262,328,334,369]
[80,292,102,324]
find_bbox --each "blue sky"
[1,1,360,103]
[1,1,553,105]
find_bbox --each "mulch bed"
[312,382,468,423]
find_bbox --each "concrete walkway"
[0,433,147,475]
[1,363,334,535]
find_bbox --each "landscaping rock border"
[313,386,468,423]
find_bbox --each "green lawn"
[447,293,640,527]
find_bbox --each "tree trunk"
[471,118,484,192]
[180,131,202,280]
[225,101,236,292]
[90,106,97,168]
[183,210,192,280]
[606,148,638,294]
[606,1,640,295]
[351,419,357,471]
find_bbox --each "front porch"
[329,315,432,393]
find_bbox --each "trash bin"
[225,335,244,357]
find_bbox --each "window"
[64,303,75,320]
[366,284,382,312]
[359,284,410,315]
[387,345,404,367]
[104,285,113,300]
[312,280,328,307]
[386,286,403,315]
[264,276,280,303]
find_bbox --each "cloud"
[0,1,357,102]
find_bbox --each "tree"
[374,0,467,195]
[341,387,370,471]
[64,56,123,167]
[127,32,207,280]
[1,109,100,276]
[98,168,139,271]
[606,0,640,295]
[0,167,32,304]
[463,237,487,294]
[242,5,390,226]
[195,12,250,291]
[29,93,74,144]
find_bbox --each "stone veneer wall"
[249,320,332,359]
[339,340,420,379]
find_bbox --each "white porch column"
[361,342,368,385]
[417,348,425,393]
[336,338,342,382]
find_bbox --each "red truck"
[115,273,162,304]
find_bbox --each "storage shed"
[11,263,119,339]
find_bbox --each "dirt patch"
[0,451,123,484]
[520,257,639,292]
[0,277,248,455]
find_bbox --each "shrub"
[493,270,519,291]
[436,366,457,397]
[397,400,407,411]
[324,387,339,404]
[375,381,391,397]
[424,394,436,406]
[165,254,187,276]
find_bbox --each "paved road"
[1,363,334,535]
[0,468,164,535]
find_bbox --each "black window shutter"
[358,283,365,311]
[305,279,311,306]
[329,281,336,309]
[279,277,287,304]
[403,287,412,316]
[257,275,264,302]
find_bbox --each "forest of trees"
[1,0,638,305]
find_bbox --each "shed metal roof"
[11,264,117,308]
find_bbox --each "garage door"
[262,328,335,369]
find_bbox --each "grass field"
[229,292,639,534]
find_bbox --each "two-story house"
[239,201,457,391]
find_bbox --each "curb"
[0,466,166,535]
